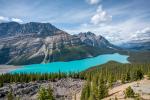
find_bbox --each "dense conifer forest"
[80,61,150,100]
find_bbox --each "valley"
[0,22,149,100]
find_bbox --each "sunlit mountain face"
[0,0,149,65]
[0,0,150,45]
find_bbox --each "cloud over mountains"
[0,16,23,23]
[0,0,149,44]
[91,5,112,25]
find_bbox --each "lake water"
[11,53,129,73]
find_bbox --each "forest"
[80,61,150,100]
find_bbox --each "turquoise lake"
[11,53,129,73]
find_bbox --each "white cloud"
[0,16,23,23]
[0,16,9,22]
[135,27,150,34]
[91,5,112,25]
[87,0,101,5]
[11,18,23,23]
[131,27,150,41]
[65,16,150,44]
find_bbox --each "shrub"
[124,86,135,98]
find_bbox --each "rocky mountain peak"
[78,31,96,37]
[0,22,120,65]
[0,22,65,37]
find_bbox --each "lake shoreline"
[11,53,129,74]
[0,65,21,74]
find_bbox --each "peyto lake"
[11,53,129,73]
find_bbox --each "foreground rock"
[0,78,84,100]
[103,78,150,100]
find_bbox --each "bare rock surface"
[0,78,84,100]
[103,78,150,100]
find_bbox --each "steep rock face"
[78,32,114,48]
[0,33,81,65]
[0,22,62,37]
[0,22,120,65]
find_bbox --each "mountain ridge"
[0,22,122,65]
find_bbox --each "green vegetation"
[38,86,54,100]
[80,61,150,99]
[124,86,135,98]
[83,61,149,83]
[148,72,150,79]
[81,76,108,100]
[7,86,15,100]
[0,61,150,100]
[0,72,84,84]
[52,45,115,62]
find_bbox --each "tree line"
[0,61,150,100]
[0,72,84,88]
[80,61,150,100]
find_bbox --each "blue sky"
[0,0,150,44]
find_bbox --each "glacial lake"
[11,53,129,73]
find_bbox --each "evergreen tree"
[38,87,54,100]
[133,69,143,81]
[125,71,131,82]
[148,72,150,79]
[0,80,3,87]
[7,86,15,100]
[124,86,135,98]
[115,96,118,100]
[108,74,114,88]
[47,86,55,100]
[81,84,87,100]
[88,94,95,100]
[121,74,126,84]
[98,77,108,99]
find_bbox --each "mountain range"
[0,22,123,65]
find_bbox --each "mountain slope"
[0,22,121,65]
[121,40,150,51]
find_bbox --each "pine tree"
[115,96,118,100]
[38,87,55,100]
[92,75,99,99]
[88,94,95,100]
[7,86,15,100]
[133,69,143,81]
[121,74,126,84]
[81,84,87,100]
[124,86,135,98]
[148,72,150,80]
[0,80,3,87]
[98,77,108,99]
[125,71,131,82]
[108,74,114,88]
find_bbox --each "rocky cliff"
[0,22,121,65]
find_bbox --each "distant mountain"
[120,40,150,51]
[0,22,121,65]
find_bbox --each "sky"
[0,0,150,44]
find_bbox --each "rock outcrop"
[0,78,84,100]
